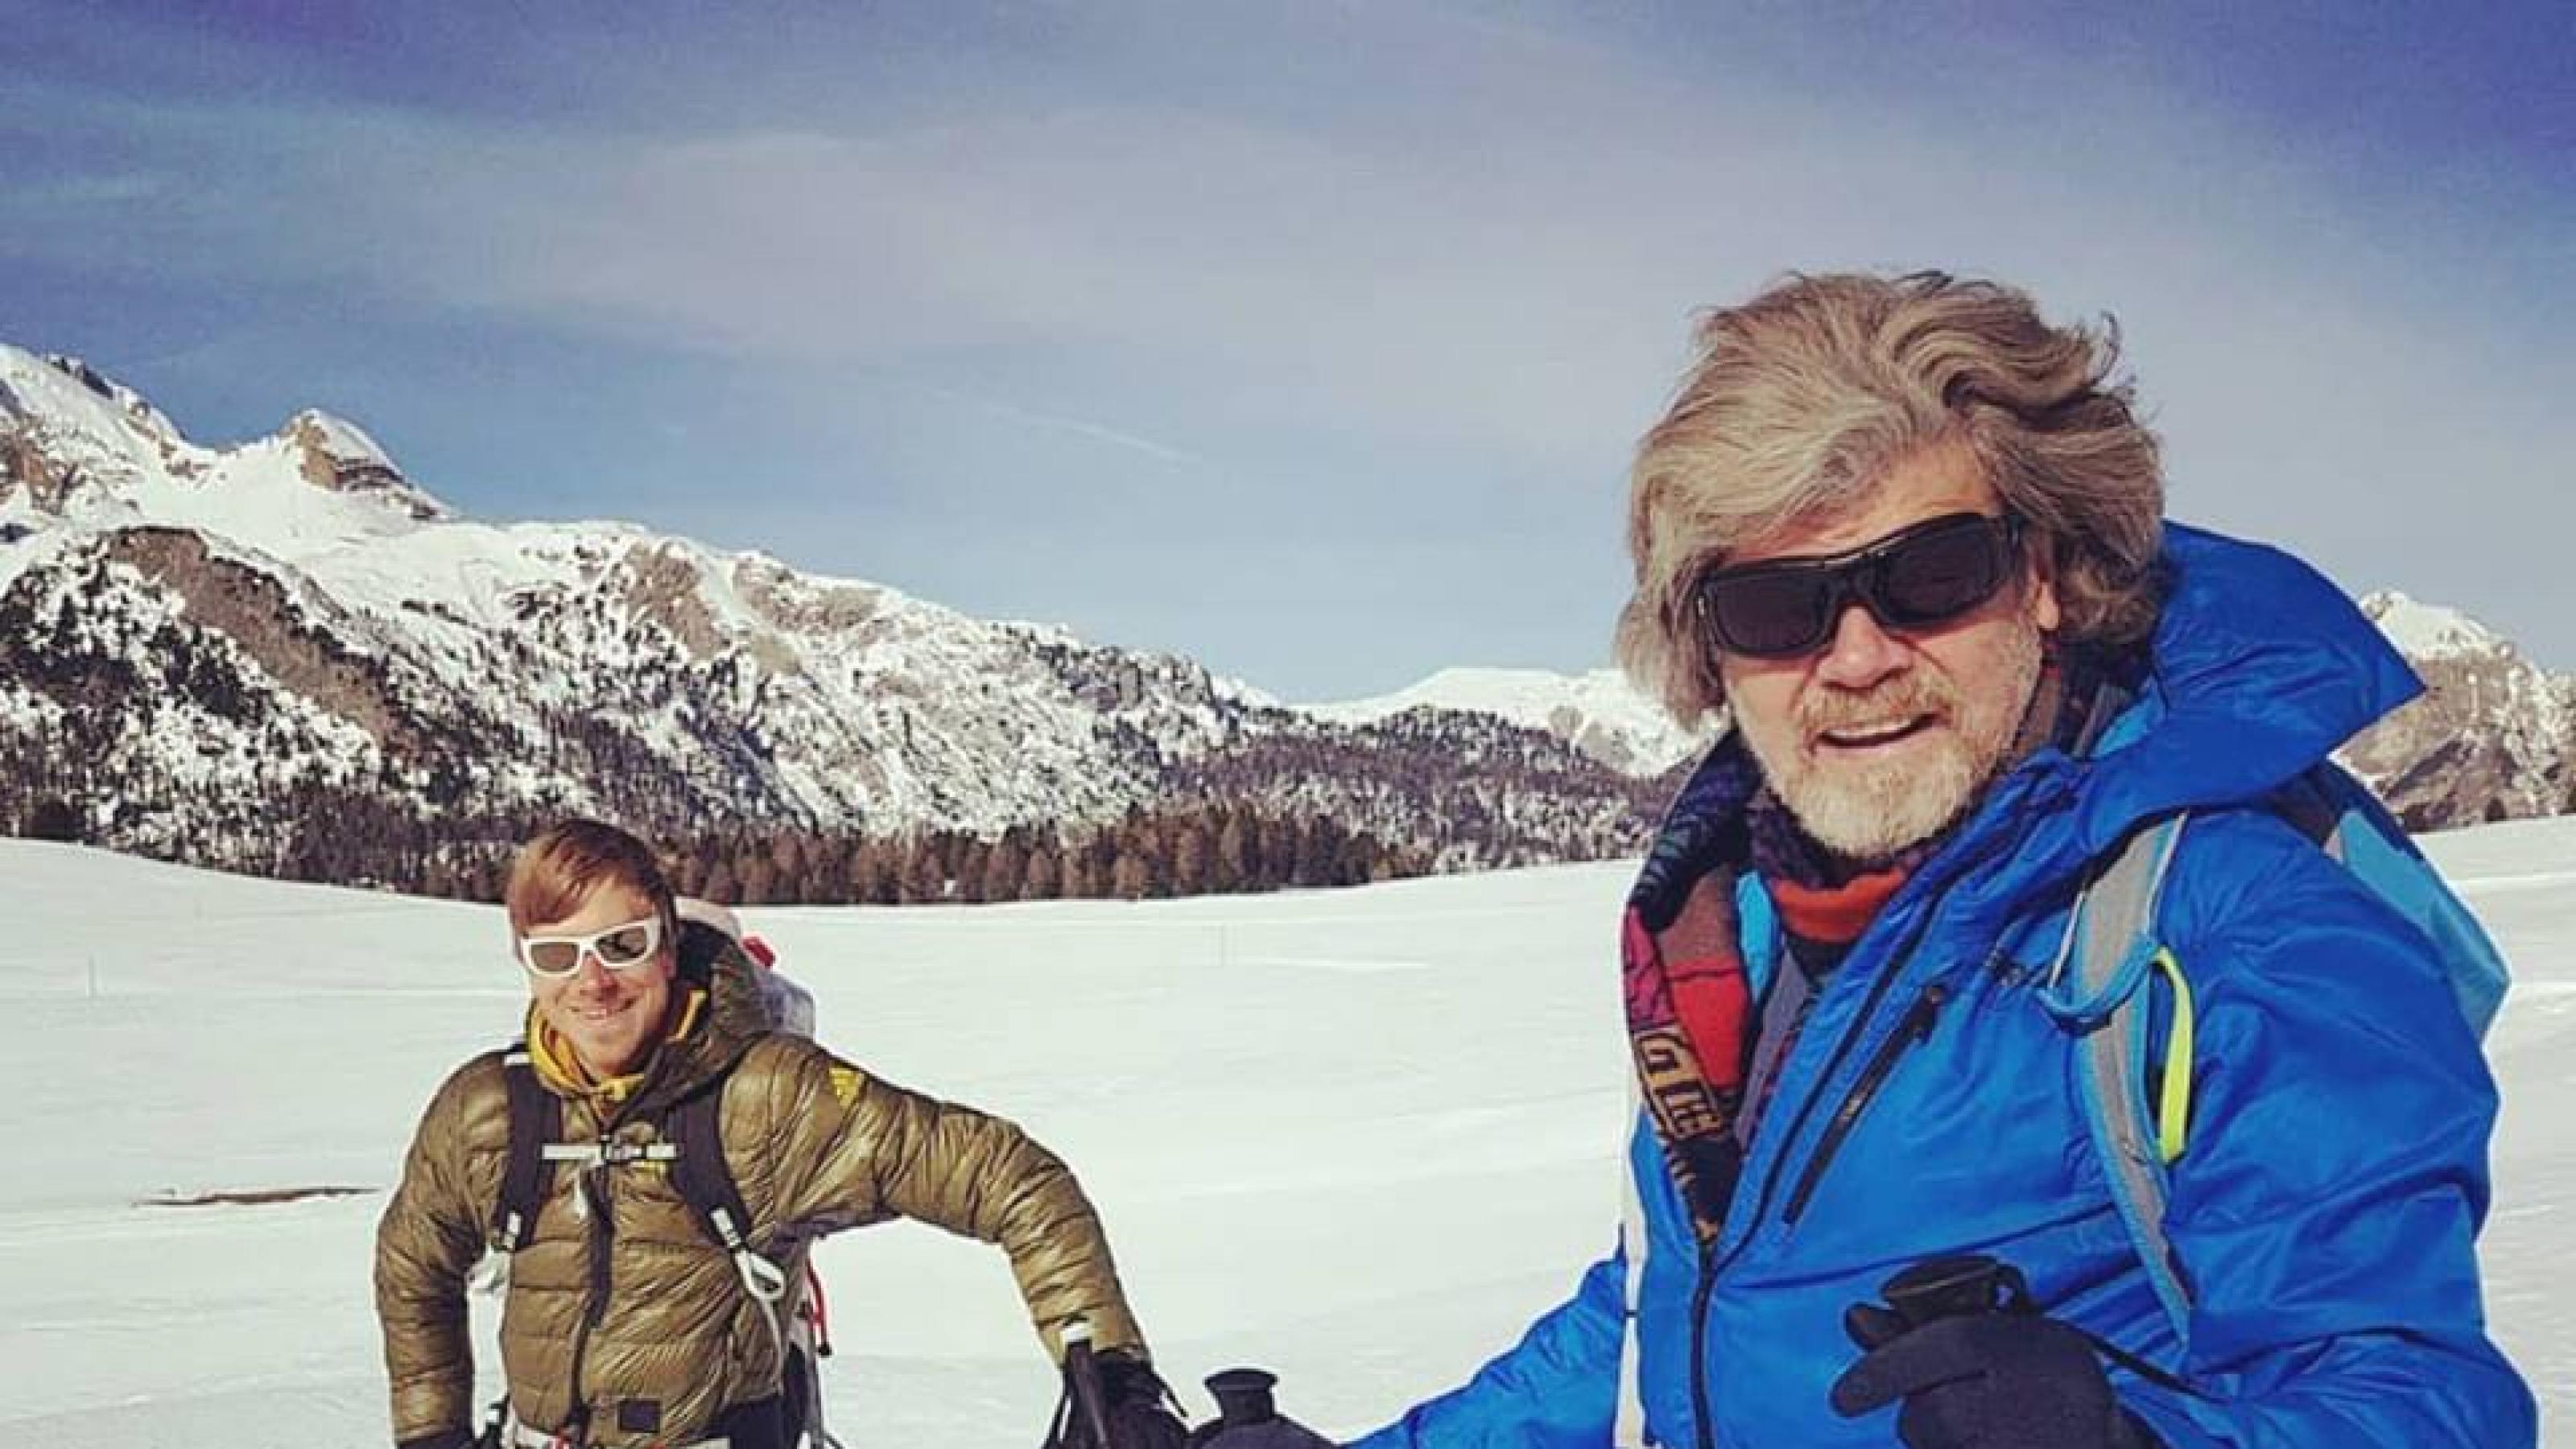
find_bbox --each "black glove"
[1830,1310,2163,1449]
[1088,1350,1191,1449]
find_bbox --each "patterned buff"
[1620,740,1764,1241]
[1621,654,2087,1242]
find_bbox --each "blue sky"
[3,2,2569,698]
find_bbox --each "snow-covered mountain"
[2343,591,2575,828]
[1309,666,1712,778]
[0,345,1657,881]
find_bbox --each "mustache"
[1798,679,1954,736]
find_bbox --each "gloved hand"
[1829,1310,2163,1449]
[1093,1350,1191,1449]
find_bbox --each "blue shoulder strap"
[2289,766,2511,1034]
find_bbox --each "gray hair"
[1615,270,2166,727]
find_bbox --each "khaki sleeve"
[374,1059,499,1443]
[755,1040,1149,1361]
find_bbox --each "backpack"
[2041,761,2512,1348]
[476,898,844,1449]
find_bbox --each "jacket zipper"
[1690,1248,1719,1449]
[1682,938,1934,1449]
[1681,877,1967,1449]
[1781,984,1946,1224]
[563,1163,617,1439]
[1663,770,2058,1447]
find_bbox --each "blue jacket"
[1352,527,2534,1448]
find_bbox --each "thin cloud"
[925,387,1203,468]
[2,6,2568,685]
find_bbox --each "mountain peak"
[284,408,394,471]
[279,409,448,521]
[1,345,183,457]
[39,352,184,441]
[2359,589,2510,663]
[1307,663,1709,776]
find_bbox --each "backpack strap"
[2284,762,2512,1036]
[664,1080,795,1366]
[665,1085,761,1265]
[466,1046,562,1295]
[491,1046,559,1255]
[2056,761,2517,1356]
[2052,815,2197,1346]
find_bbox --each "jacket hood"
[1913,522,2422,943]
[2061,522,2420,855]
[681,919,782,1048]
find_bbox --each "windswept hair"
[505,819,678,940]
[1616,270,2166,727]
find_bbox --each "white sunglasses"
[515,914,666,979]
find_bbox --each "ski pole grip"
[1204,1367,1280,1427]
[1880,1253,2031,1329]
[1061,1321,1115,1448]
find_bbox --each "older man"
[1354,273,2532,1447]
[375,819,1182,1449]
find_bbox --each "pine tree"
[737,850,777,906]
[1110,848,1151,901]
[852,837,898,906]
[1215,809,1252,894]
[764,834,805,904]
[26,795,80,843]
[900,838,945,904]
[954,838,991,903]
[985,834,1027,904]
[1021,842,1060,900]
[1170,814,1212,896]
[702,859,739,905]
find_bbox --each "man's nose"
[1812,604,1909,689]
[572,949,616,987]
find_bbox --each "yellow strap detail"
[2153,948,2196,1165]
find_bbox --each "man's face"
[1717,443,2061,861]
[522,881,675,1079]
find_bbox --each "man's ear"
[2027,539,2064,634]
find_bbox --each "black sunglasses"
[1689,511,2028,659]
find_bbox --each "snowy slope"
[2,822,2570,1446]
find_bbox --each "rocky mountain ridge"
[2,344,2557,895]
[0,345,1657,885]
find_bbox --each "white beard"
[1737,621,2047,862]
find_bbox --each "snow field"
[0,827,2568,1445]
